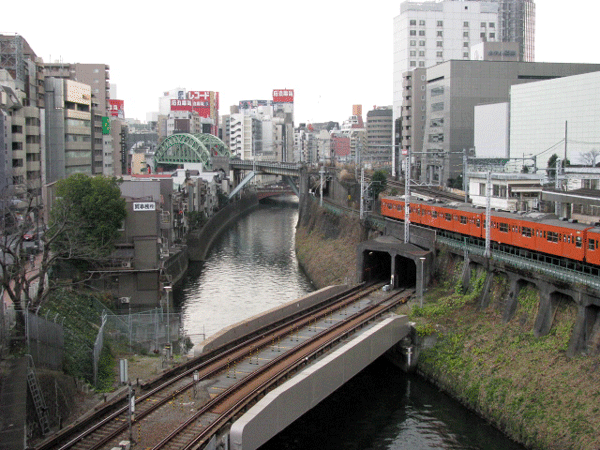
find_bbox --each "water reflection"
[174,196,314,348]
[259,358,526,450]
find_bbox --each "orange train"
[381,197,600,267]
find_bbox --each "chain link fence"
[103,308,182,355]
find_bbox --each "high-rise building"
[44,63,111,175]
[393,0,536,174]
[366,106,393,167]
[0,34,45,207]
[44,78,93,183]
[497,0,535,63]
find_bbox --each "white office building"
[510,71,600,167]
[393,0,500,118]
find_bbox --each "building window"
[431,86,444,96]
[463,31,469,37]
[463,42,470,47]
[428,133,444,143]
[436,51,443,58]
[489,22,495,28]
[419,30,425,36]
[410,19,417,26]
[463,52,469,58]
[463,21,469,27]
[419,61,425,67]
[419,20,426,26]
[430,117,444,127]
[410,40,416,46]
[419,40,425,46]
[481,32,486,38]
[481,22,486,28]
[410,50,417,56]
[410,30,417,36]
[437,20,443,27]
[419,50,425,56]
[410,61,417,67]
[437,31,443,37]
[431,102,444,112]
[436,41,443,47]
[490,33,495,39]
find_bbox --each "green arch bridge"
[154,133,231,171]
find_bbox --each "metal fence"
[438,235,600,290]
[103,308,181,355]
[26,309,64,371]
[0,291,16,358]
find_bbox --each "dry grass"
[416,273,600,450]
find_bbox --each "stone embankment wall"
[187,194,259,261]
[295,195,373,289]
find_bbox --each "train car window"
[522,227,532,237]
[396,205,402,211]
[460,216,467,225]
[499,223,508,233]
[476,219,480,227]
[589,239,596,251]
[432,210,438,218]
[576,236,582,248]
[387,203,393,209]
[445,213,451,221]
[547,231,558,243]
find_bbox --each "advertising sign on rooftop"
[170,99,193,112]
[108,99,125,118]
[273,89,294,103]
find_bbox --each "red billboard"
[187,91,214,118]
[170,99,193,111]
[273,89,294,103]
[108,99,125,118]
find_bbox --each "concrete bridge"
[197,285,415,450]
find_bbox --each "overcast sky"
[2,0,598,124]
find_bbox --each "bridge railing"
[230,160,303,171]
[437,235,600,290]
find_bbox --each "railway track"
[35,283,412,450]
[386,179,464,203]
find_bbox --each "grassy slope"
[412,256,600,450]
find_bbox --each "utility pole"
[404,147,411,244]
[485,171,491,258]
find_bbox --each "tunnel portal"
[357,236,429,290]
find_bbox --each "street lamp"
[419,257,426,308]
[164,285,172,357]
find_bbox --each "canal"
[173,196,525,450]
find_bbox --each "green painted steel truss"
[154,133,231,171]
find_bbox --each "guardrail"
[437,235,600,290]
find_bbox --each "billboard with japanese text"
[108,99,125,118]
[273,89,294,103]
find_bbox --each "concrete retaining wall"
[187,194,259,261]
[198,285,349,354]
[229,314,411,450]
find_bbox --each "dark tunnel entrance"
[395,255,417,288]
[362,250,392,283]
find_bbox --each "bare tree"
[1,175,126,337]
[580,149,600,167]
